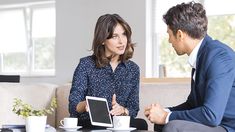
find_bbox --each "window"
[146,0,235,78]
[0,1,55,76]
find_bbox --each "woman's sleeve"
[69,58,88,117]
[126,64,140,117]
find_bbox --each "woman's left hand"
[110,94,125,115]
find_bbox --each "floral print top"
[69,55,140,121]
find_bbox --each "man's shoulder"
[199,36,235,68]
[201,36,234,56]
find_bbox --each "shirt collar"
[188,38,204,69]
[106,60,128,69]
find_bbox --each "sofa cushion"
[138,82,190,130]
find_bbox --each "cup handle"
[60,120,64,126]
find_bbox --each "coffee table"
[1,125,154,132]
[57,128,153,132]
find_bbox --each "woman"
[69,14,147,130]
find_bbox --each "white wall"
[0,0,146,85]
[0,0,51,4]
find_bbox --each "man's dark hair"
[163,2,208,39]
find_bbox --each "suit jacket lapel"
[191,35,212,106]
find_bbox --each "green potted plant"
[12,97,57,132]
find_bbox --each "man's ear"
[176,30,184,41]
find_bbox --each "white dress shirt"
[164,38,204,124]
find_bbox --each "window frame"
[146,0,235,79]
[0,1,55,77]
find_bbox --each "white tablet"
[86,96,113,127]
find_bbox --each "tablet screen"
[86,96,113,127]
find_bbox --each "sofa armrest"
[56,84,71,128]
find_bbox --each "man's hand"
[144,103,168,125]
[110,94,125,115]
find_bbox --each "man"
[144,2,235,132]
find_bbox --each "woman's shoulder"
[79,55,96,66]
[125,60,139,70]
[80,55,93,61]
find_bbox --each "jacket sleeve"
[169,98,194,111]
[169,49,235,126]
[169,70,195,111]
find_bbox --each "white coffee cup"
[113,116,130,129]
[60,117,78,128]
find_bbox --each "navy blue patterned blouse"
[69,56,140,121]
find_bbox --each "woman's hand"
[110,94,126,115]
[76,101,88,113]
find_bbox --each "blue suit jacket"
[169,35,235,132]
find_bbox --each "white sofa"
[55,82,191,130]
[138,82,190,130]
[0,81,190,131]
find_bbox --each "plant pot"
[26,116,47,132]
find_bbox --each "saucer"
[59,126,82,131]
[106,127,136,131]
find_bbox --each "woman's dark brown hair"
[92,14,134,68]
